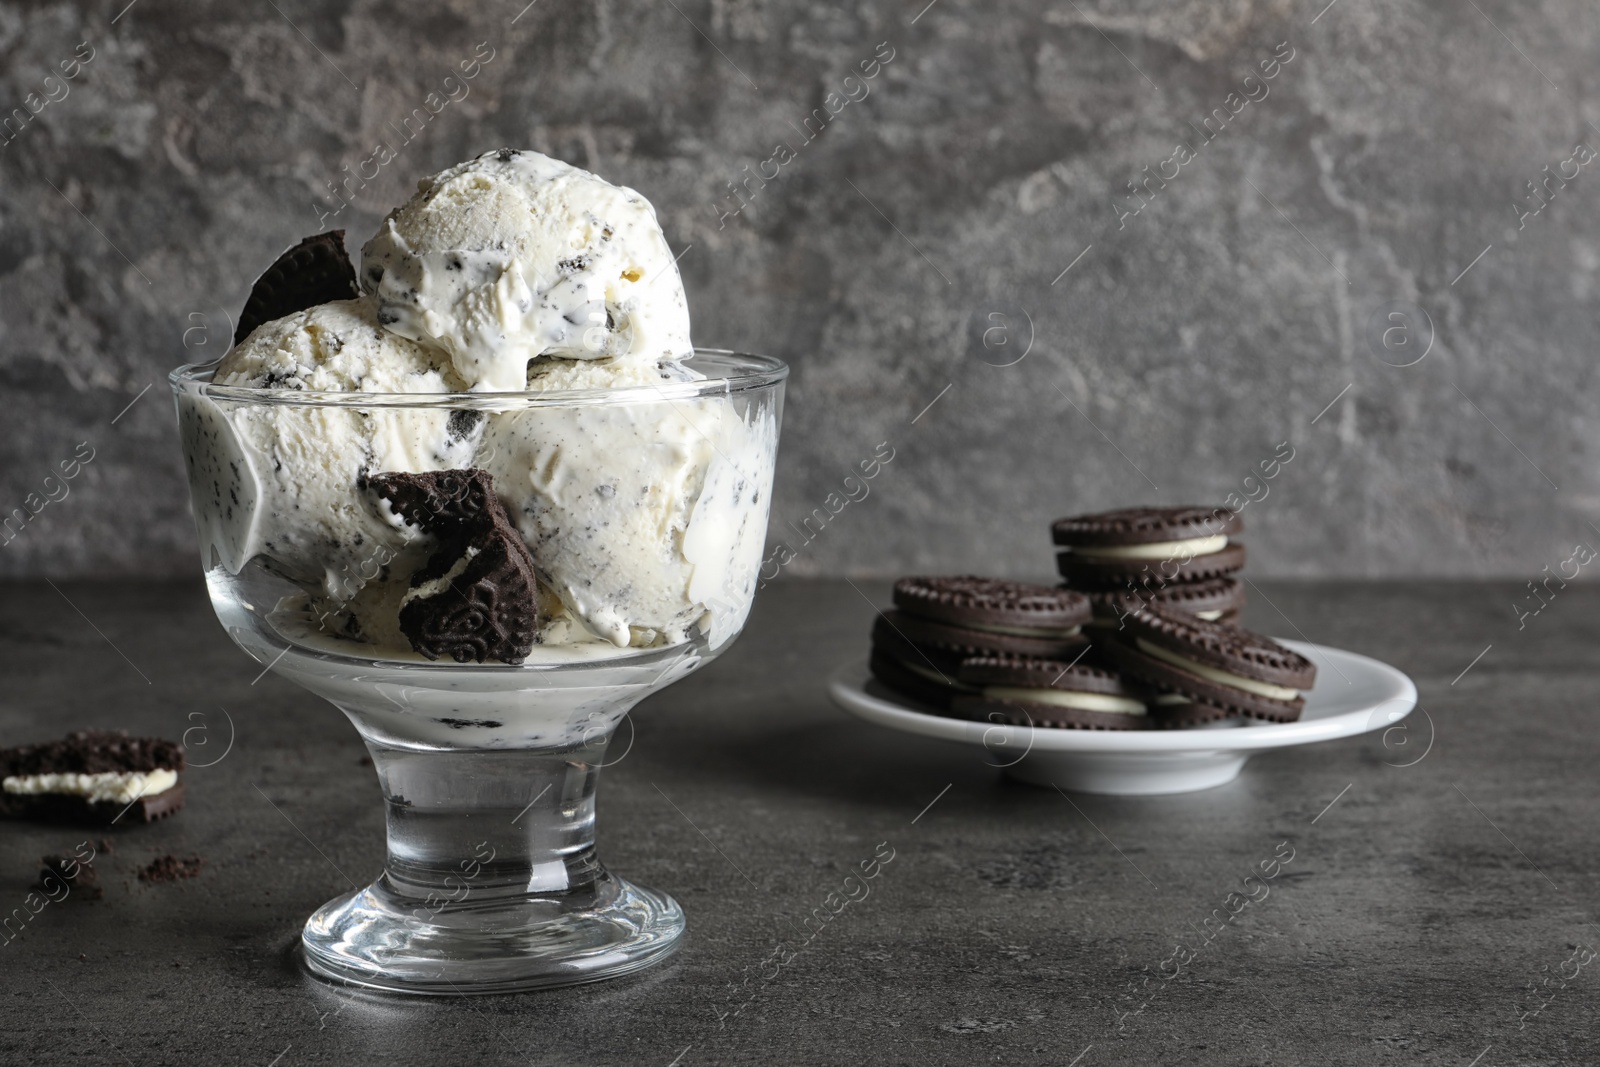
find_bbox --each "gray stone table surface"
[0,578,1595,1066]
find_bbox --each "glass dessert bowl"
[171,350,785,995]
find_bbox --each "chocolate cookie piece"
[398,533,541,664]
[364,468,540,664]
[1,731,184,778]
[1099,606,1315,722]
[868,649,964,712]
[39,854,102,899]
[883,609,1090,660]
[1087,577,1247,627]
[954,654,1150,730]
[893,576,1091,632]
[2,785,186,825]
[1052,505,1242,548]
[1057,542,1246,588]
[235,231,359,344]
[870,614,966,680]
[362,468,498,537]
[868,614,976,712]
[867,576,1092,710]
[1052,506,1245,588]
[1123,606,1315,688]
[139,854,203,883]
[957,655,1127,694]
[0,731,186,825]
[1144,694,1238,730]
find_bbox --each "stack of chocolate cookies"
[863,504,1318,729]
[868,576,1092,711]
[1095,604,1316,726]
[868,576,1158,731]
[1052,506,1246,630]
[1047,504,1317,724]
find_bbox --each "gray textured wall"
[1,0,1595,580]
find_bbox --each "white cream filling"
[400,546,479,608]
[962,621,1083,639]
[1153,693,1192,706]
[898,658,976,691]
[983,686,1147,715]
[1066,534,1229,561]
[1195,609,1224,621]
[1134,638,1301,701]
[4,770,178,805]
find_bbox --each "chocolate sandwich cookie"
[1142,693,1238,730]
[1053,506,1244,588]
[1097,606,1316,722]
[868,649,966,711]
[363,469,540,664]
[871,614,966,678]
[951,655,1151,731]
[868,614,972,711]
[1086,577,1246,629]
[0,731,185,825]
[889,576,1092,659]
[235,231,359,343]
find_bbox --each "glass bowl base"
[301,868,684,995]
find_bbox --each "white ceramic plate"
[828,641,1418,795]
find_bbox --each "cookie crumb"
[139,854,203,883]
[39,854,102,900]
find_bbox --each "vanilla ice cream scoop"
[360,148,692,392]
[179,151,776,662]
[478,357,774,649]
[185,299,483,598]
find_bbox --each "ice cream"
[360,148,692,392]
[184,299,481,602]
[479,357,774,648]
[177,150,777,662]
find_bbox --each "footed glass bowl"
[170,351,785,994]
